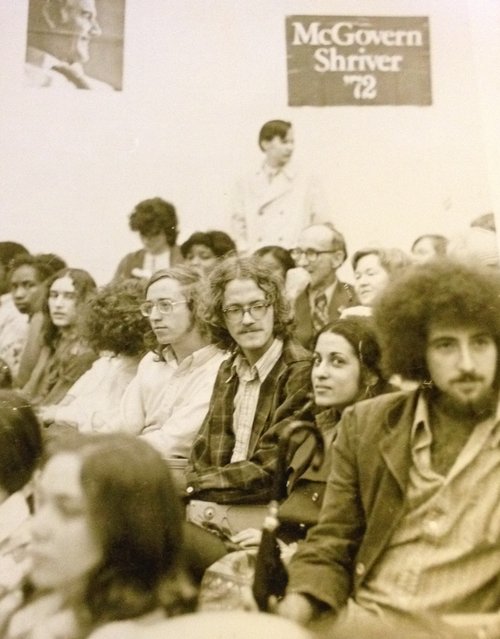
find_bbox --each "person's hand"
[274,592,316,625]
[285,267,311,303]
[230,528,262,548]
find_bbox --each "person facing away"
[118,266,226,464]
[289,223,356,350]
[185,255,314,507]
[112,197,184,282]
[4,433,196,639]
[278,258,500,637]
[36,278,149,433]
[25,0,113,90]
[230,120,330,253]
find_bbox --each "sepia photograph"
[1,0,500,637]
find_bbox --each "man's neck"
[310,272,337,294]
[170,331,210,364]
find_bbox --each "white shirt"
[53,354,140,433]
[120,345,226,459]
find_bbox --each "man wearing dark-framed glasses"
[291,223,356,349]
[185,255,313,511]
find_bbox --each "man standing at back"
[291,223,356,350]
[279,259,500,636]
[231,120,330,253]
[185,256,313,508]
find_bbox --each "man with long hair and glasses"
[185,256,313,516]
[118,266,225,468]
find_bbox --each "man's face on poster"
[48,0,101,64]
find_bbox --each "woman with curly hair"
[112,197,183,282]
[21,268,97,407]
[4,433,196,639]
[37,278,150,432]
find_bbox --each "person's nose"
[53,294,64,309]
[313,360,329,380]
[296,252,309,268]
[89,18,101,37]
[241,308,255,326]
[12,286,24,300]
[149,303,162,321]
[31,504,52,542]
[457,342,475,372]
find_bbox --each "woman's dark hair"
[129,198,178,247]
[144,265,210,358]
[0,390,42,495]
[254,245,295,278]
[44,433,196,627]
[315,317,389,400]
[202,256,292,351]
[41,268,97,348]
[180,230,236,259]
[81,279,149,357]
[8,253,67,285]
[373,258,500,382]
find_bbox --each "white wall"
[1,0,498,284]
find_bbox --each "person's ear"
[42,0,66,30]
[330,250,345,271]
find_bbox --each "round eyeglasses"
[222,301,271,323]
[290,248,337,263]
[139,299,188,317]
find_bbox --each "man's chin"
[441,389,497,419]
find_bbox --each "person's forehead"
[11,264,39,282]
[50,275,75,292]
[356,253,382,270]
[427,323,493,340]
[41,453,83,497]
[223,278,266,303]
[299,226,333,249]
[147,277,184,300]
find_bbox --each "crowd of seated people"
[0,197,499,638]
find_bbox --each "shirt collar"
[232,338,283,383]
[163,343,221,372]
[411,390,500,447]
[260,160,295,181]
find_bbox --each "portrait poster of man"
[25,0,125,91]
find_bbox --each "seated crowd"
[0,198,499,638]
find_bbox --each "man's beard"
[427,380,498,421]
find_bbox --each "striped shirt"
[231,338,283,462]
[356,394,500,615]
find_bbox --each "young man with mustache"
[279,259,500,637]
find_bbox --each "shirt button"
[186,486,194,494]
[355,562,366,576]
[311,492,320,502]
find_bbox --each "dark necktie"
[311,292,328,333]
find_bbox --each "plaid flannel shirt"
[185,338,314,504]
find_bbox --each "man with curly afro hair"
[279,259,500,636]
